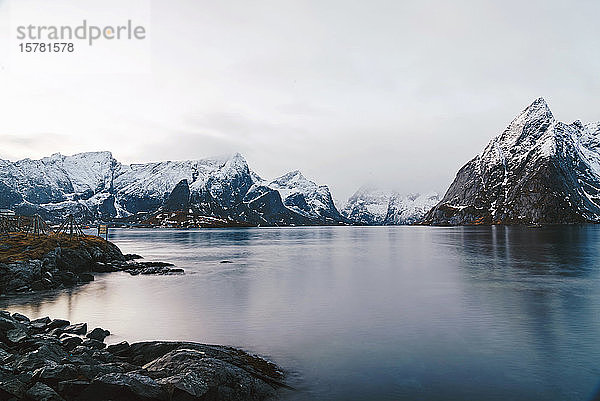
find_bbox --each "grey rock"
[0,312,286,401]
[30,317,51,330]
[0,369,28,399]
[144,348,278,401]
[124,254,143,261]
[36,364,78,383]
[90,350,112,363]
[55,272,78,285]
[14,344,67,372]
[86,328,110,342]
[78,273,94,282]
[70,346,94,357]
[47,328,64,337]
[59,335,83,351]
[20,334,62,351]
[128,266,184,276]
[47,319,70,331]
[78,372,167,401]
[12,312,30,323]
[78,362,137,381]
[107,341,130,356]
[31,279,54,291]
[82,339,106,350]
[62,323,87,335]
[6,328,28,344]
[0,316,17,332]
[57,380,89,399]
[25,382,65,401]
[0,348,13,364]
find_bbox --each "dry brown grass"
[0,232,108,263]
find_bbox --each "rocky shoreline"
[0,234,183,295]
[0,311,287,400]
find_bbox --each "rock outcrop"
[0,311,286,400]
[0,234,182,295]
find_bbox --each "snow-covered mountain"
[342,187,440,225]
[423,97,600,225]
[266,170,344,224]
[0,152,345,226]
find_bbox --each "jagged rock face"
[243,185,313,226]
[0,152,344,226]
[162,180,190,212]
[0,181,23,208]
[342,187,440,225]
[423,98,600,225]
[266,170,346,224]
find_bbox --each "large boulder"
[0,369,29,399]
[86,328,110,342]
[14,343,67,372]
[25,382,65,401]
[0,312,287,401]
[36,364,79,385]
[77,372,168,401]
[143,348,279,401]
[62,323,87,336]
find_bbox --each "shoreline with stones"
[0,310,288,400]
[0,234,290,400]
[0,234,183,296]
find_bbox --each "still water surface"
[2,226,600,400]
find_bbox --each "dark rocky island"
[0,233,183,295]
[0,311,287,400]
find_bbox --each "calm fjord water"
[2,226,600,400]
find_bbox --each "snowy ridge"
[266,170,343,222]
[342,186,440,225]
[0,152,344,226]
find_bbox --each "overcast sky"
[0,0,599,201]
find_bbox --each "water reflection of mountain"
[448,226,600,401]
[451,225,600,277]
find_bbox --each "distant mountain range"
[0,152,346,226]
[424,97,600,225]
[341,187,440,225]
[3,98,597,226]
[0,151,437,226]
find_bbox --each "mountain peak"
[494,97,555,148]
[225,152,247,165]
[269,170,314,191]
[425,98,600,225]
[519,97,553,122]
[532,96,548,106]
[277,170,306,182]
